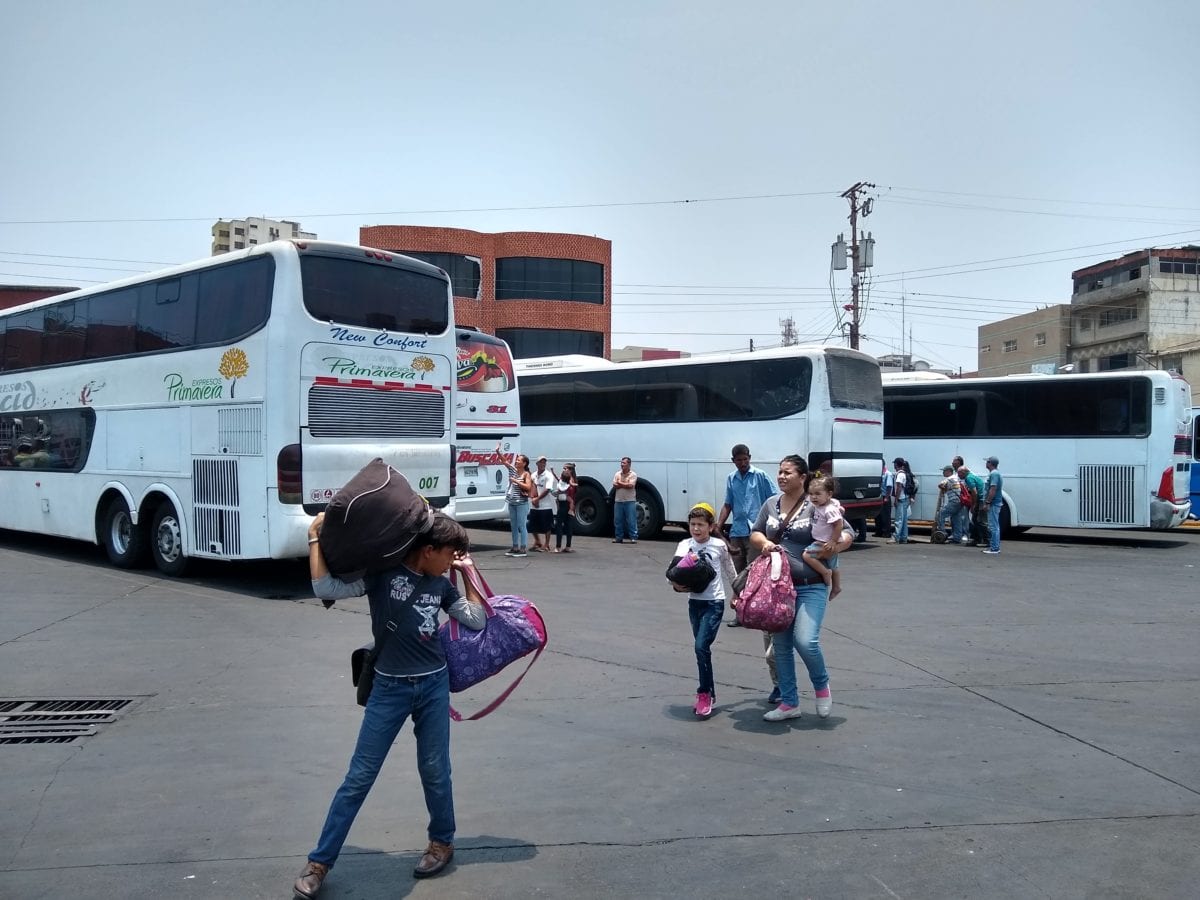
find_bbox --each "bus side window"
[5,309,44,371]
[85,288,138,359]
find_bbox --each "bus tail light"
[449,444,456,497]
[277,444,303,504]
[1156,466,1176,502]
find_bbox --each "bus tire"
[635,487,664,539]
[572,483,608,537]
[150,500,190,577]
[1000,501,1013,538]
[101,497,148,568]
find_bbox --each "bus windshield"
[301,254,449,334]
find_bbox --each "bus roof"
[0,240,446,317]
[515,344,878,374]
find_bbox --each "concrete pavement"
[1,524,1198,898]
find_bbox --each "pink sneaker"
[694,692,713,717]
[815,687,832,718]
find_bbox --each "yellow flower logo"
[219,348,249,398]
[412,356,435,380]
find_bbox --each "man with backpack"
[889,457,916,544]
[957,464,986,546]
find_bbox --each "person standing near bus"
[982,456,1004,555]
[957,464,985,545]
[873,460,894,538]
[497,442,532,557]
[889,457,914,544]
[529,455,555,552]
[612,456,638,543]
[552,463,577,553]
[716,443,776,627]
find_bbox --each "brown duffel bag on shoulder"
[319,458,433,576]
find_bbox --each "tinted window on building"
[398,251,481,300]
[302,254,449,334]
[498,328,604,359]
[496,258,604,303]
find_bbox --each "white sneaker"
[982,549,1000,555]
[815,689,832,718]
[763,703,803,722]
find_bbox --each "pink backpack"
[735,550,797,632]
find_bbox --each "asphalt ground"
[1,521,1198,899]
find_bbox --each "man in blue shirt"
[716,444,776,627]
[982,456,1004,555]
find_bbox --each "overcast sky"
[3,1,1199,372]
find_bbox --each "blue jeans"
[309,667,454,867]
[987,501,1002,552]
[894,498,910,541]
[507,500,529,550]
[688,599,724,695]
[771,582,829,707]
[940,498,963,539]
[614,500,638,541]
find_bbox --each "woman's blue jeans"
[508,500,529,549]
[771,582,829,707]
[309,667,454,867]
[688,598,724,695]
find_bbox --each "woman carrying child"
[668,502,736,719]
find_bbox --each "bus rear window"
[827,353,883,411]
[302,256,449,334]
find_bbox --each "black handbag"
[350,642,379,707]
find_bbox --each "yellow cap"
[690,502,716,517]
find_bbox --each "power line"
[0,189,843,226]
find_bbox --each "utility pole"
[831,181,876,350]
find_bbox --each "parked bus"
[881,370,1193,532]
[1191,406,1200,520]
[0,240,457,575]
[516,346,885,538]
[450,328,520,522]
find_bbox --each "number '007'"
[418,476,439,490]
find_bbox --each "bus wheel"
[572,483,608,537]
[101,498,148,568]
[151,501,189,576]
[1000,502,1014,538]
[635,488,664,539]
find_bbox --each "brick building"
[360,225,611,359]
[0,285,77,312]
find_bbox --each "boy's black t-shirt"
[364,565,460,677]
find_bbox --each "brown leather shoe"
[413,840,454,879]
[293,860,329,899]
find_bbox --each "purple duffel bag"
[439,567,547,721]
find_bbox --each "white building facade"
[211,217,316,255]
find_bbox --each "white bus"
[0,240,457,575]
[450,328,520,522]
[1190,406,1200,520]
[516,346,885,538]
[881,370,1193,532]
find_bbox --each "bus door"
[1191,407,1200,520]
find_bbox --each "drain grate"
[0,697,142,745]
